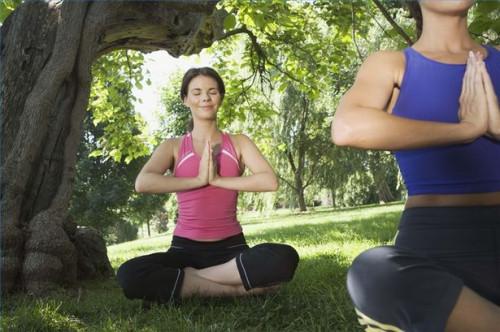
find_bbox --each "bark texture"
[1,0,223,295]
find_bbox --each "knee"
[116,261,139,299]
[251,243,299,281]
[271,244,299,281]
[347,246,401,310]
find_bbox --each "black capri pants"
[117,233,299,303]
[347,206,500,332]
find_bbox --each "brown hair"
[406,1,422,39]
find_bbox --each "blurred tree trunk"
[1,0,223,295]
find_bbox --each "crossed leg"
[445,286,500,332]
[180,258,279,298]
[118,242,298,302]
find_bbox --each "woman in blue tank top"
[332,1,500,331]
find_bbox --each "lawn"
[2,202,403,332]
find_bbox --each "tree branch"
[351,2,364,61]
[285,149,297,173]
[278,174,297,191]
[372,0,414,46]
[303,160,319,189]
[217,27,248,41]
[220,26,303,88]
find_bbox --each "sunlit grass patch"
[3,203,403,332]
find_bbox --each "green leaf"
[475,2,500,15]
[89,149,103,158]
[254,13,266,29]
[224,14,237,30]
[109,149,122,161]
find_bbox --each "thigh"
[396,206,500,304]
[118,249,193,274]
[348,245,464,332]
[396,226,500,305]
[191,244,249,269]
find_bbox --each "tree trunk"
[1,0,224,295]
[294,173,307,212]
[376,178,395,203]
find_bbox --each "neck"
[415,10,478,53]
[191,120,220,142]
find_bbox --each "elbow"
[491,127,500,141]
[331,127,349,147]
[134,175,146,193]
[264,173,279,192]
[270,176,279,192]
[331,117,355,147]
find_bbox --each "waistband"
[170,233,246,250]
[400,205,500,229]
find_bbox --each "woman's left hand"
[478,53,500,140]
[208,142,219,185]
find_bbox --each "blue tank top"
[392,45,500,195]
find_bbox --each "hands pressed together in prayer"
[459,50,500,140]
[197,140,220,186]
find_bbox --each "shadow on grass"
[2,254,363,332]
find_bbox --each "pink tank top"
[173,132,243,240]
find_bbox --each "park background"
[1,0,499,331]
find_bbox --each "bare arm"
[135,139,206,194]
[209,134,278,192]
[331,51,486,151]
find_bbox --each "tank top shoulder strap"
[178,133,193,159]
[486,45,500,59]
[397,48,416,92]
[221,132,238,157]
[402,47,419,66]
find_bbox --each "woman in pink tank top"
[117,67,299,304]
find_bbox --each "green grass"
[2,202,404,332]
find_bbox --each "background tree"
[1,0,223,295]
[274,86,327,211]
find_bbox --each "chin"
[197,113,217,121]
[419,0,474,14]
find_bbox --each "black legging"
[117,233,299,303]
[347,206,500,332]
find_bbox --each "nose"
[202,93,211,102]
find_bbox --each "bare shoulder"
[364,50,405,65]
[357,50,405,84]
[230,133,252,144]
[156,137,180,151]
[496,45,500,51]
[229,132,248,143]
[228,133,255,155]
[151,137,183,164]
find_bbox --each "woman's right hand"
[458,51,489,141]
[197,141,211,186]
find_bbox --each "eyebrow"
[190,87,218,91]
